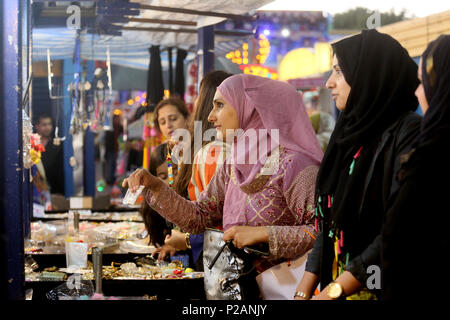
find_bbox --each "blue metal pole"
[63,57,75,197]
[0,0,25,300]
[197,25,215,83]
[84,128,96,197]
[22,0,31,239]
[84,61,96,197]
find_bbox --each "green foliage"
[333,7,409,29]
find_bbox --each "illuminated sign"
[278,42,332,81]
[239,64,278,80]
[225,34,271,66]
[226,42,249,65]
[256,34,270,64]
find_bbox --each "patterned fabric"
[146,146,320,271]
[216,74,323,189]
[188,141,230,201]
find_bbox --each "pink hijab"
[217,74,323,187]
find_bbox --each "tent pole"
[197,25,215,85]
[0,0,26,300]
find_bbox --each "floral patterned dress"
[146,146,320,271]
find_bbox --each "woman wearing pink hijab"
[124,74,323,271]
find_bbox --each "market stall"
[24,218,205,300]
[1,0,273,300]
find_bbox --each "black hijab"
[315,30,419,253]
[413,35,450,147]
[380,35,450,300]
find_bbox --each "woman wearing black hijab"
[295,29,422,300]
[381,35,450,301]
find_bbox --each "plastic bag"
[89,221,145,241]
[65,241,89,268]
[30,221,58,241]
[46,276,94,300]
[122,185,145,206]
[120,239,155,254]
[120,262,138,275]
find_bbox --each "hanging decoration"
[23,111,45,169]
[142,45,165,169]
[174,49,188,99]
[68,30,82,136]
[185,59,198,112]
[47,48,66,145]
[103,46,114,131]
[91,56,114,133]
[166,144,174,188]
[142,111,160,170]
[92,68,106,132]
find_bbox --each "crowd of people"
[122,30,449,300]
[35,28,449,300]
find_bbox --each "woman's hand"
[164,229,188,251]
[122,168,162,193]
[311,271,362,300]
[310,286,333,300]
[294,271,319,300]
[223,226,269,249]
[152,244,177,262]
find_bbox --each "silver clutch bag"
[203,228,266,300]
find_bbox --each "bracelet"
[294,291,311,299]
[185,232,191,249]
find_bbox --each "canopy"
[32,0,273,70]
